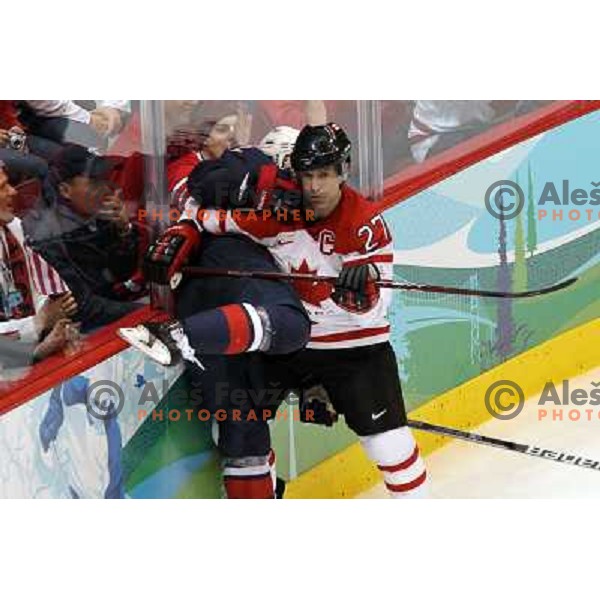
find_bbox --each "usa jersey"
[187,185,394,350]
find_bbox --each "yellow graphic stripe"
[285,317,600,499]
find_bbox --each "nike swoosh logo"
[372,409,387,420]
[277,240,294,246]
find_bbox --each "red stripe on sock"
[220,304,252,354]
[224,474,274,499]
[385,470,427,493]
[378,447,420,473]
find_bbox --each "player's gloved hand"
[255,163,304,215]
[143,221,201,287]
[301,384,338,427]
[331,263,380,313]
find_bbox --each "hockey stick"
[407,419,600,473]
[179,267,577,299]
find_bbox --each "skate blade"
[117,326,173,366]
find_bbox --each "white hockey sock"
[360,427,429,499]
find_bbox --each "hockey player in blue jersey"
[119,147,310,499]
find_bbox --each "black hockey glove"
[331,263,380,313]
[301,384,338,427]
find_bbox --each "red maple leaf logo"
[291,259,333,307]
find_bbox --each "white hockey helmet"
[258,125,300,169]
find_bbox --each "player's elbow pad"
[263,305,311,355]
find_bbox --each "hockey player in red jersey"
[129,124,428,499]
[290,125,428,497]
[200,124,428,497]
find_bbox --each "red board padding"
[379,100,600,211]
[0,306,166,417]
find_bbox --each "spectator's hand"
[305,100,327,125]
[89,110,110,136]
[234,104,253,146]
[92,107,123,136]
[0,129,9,147]
[36,293,78,333]
[34,319,72,360]
[97,192,130,232]
[58,292,78,318]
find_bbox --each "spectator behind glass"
[17,101,129,159]
[166,119,243,213]
[107,101,200,210]
[0,101,55,205]
[407,101,526,163]
[0,161,78,376]
[23,146,145,332]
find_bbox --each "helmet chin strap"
[339,159,351,182]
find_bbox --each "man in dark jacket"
[23,145,146,331]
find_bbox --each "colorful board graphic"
[1,109,599,497]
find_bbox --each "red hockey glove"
[255,163,304,213]
[143,221,201,286]
[331,263,380,313]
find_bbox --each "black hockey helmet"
[290,123,351,173]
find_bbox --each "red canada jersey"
[187,185,394,349]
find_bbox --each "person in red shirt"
[0,161,78,371]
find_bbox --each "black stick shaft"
[181,267,577,299]
[408,419,600,473]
